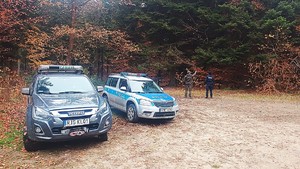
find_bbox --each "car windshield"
[129,80,162,93]
[36,75,95,94]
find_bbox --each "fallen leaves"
[0,70,26,149]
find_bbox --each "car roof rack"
[38,65,83,74]
[120,72,148,77]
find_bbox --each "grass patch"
[0,123,23,150]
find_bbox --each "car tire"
[23,133,40,152]
[127,103,139,123]
[97,132,108,142]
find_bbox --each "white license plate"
[159,107,172,112]
[64,118,89,127]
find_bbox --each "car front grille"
[153,112,175,117]
[58,109,93,116]
[59,115,92,120]
[153,101,174,107]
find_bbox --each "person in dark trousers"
[156,70,162,86]
[205,72,214,98]
[184,69,197,98]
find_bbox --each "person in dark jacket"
[205,72,214,98]
[184,69,197,98]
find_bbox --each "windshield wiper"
[59,91,83,94]
[133,91,145,93]
[37,91,56,94]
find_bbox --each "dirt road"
[1,89,300,169]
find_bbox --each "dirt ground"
[1,89,300,169]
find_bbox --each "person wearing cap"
[205,72,214,98]
[184,69,197,98]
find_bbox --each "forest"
[1,0,299,92]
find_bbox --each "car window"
[109,77,118,87]
[30,75,38,94]
[119,79,128,89]
[36,76,95,94]
[105,77,112,86]
[30,79,35,95]
[129,80,162,93]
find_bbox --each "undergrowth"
[0,70,27,150]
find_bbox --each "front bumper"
[26,109,112,142]
[137,104,179,119]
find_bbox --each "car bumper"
[26,110,112,142]
[137,104,179,119]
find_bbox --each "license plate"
[64,118,89,127]
[159,107,172,112]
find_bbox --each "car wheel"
[23,133,40,152]
[127,103,139,123]
[97,132,108,142]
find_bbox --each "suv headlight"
[140,99,152,106]
[33,107,50,120]
[174,99,178,106]
[99,100,108,114]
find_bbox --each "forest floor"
[1,89,300,169]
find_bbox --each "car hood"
[136,93,174,101]
[33,93,100,110]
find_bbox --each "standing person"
[205,72,214,98]
[156,70,162,86]
[184,69,197,98]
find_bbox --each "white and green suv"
[102,72,179,122]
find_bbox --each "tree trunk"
[100,47,104,81]
[67,0,77,65]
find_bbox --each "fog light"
[61,129,70,135]
[143,111,152,117]
[35,126,42,133]
[104,119,110,127]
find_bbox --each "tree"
[23,23,139,68]
[101,0,300,89]
[249,0,300,92]
[0,0,42,67]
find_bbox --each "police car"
[102,72,179,122]
[21,65,112,151]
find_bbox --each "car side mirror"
[120,86,127,91]
[97,86,103,92]
[22,88,30,95]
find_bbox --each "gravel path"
[1,90,299,169]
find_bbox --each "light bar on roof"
[120,72,148,77]
[38,65,83,74]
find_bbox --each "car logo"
[68,111,85,116]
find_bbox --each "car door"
[105,77,119,108]
[115,78,129,111]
